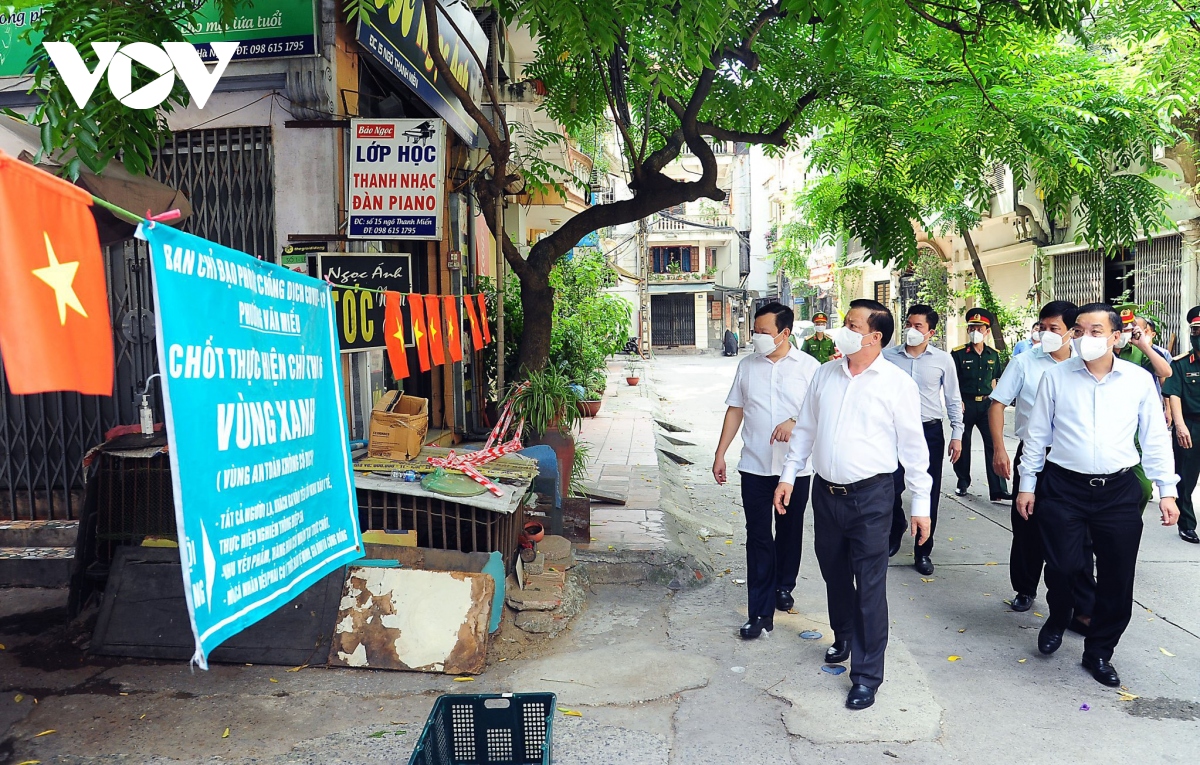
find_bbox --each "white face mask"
[814,324,827,333]
[1076,335,1112,362]
[1116,331,1132,349]
[1038,330,1064,354]
[752,332,783,355]
[969,330,985,345]
[904,327,927,347]
[833,325,866,356]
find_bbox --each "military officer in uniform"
[952,309,1011,502]
[802,312,837,364]
[1163,306,1200,544]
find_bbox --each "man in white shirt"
[989,301,1095,622]
[773,299,932,710]
[714,303,820,640]
[1016,303,1180,688]
[883,304,964,574]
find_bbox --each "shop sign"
[0,0,318,78]
[143,222,362,669]
[355,0,486,147]
[348,118,445,240]
[313,253,413,352]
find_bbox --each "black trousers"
[1172,416,1200,532]
[1010,444,1097,612]
[954,398,1008,497]
[813,473,893,690]
[1037,462,1142,661]
[890,420,944,557]
[740,472,809,619]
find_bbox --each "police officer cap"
[1117,305,1137,328]
[812,312,828,323]
[1188,305,1200,326]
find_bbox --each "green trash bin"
[408,693,556,765]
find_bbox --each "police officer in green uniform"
[952,309,1011,501]
[801,312,836,364]
[1114,307,1173,512]
[1162,306,1200,544]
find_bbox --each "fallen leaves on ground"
[921,578,935,583]
[958,628,966,633]
[286,665,308,673]
[947,656,962,662]
[984,562,998,566]
[222,728,230,738]
[269,678,278,683]
[1018,659,1027,663]
[1033,612,1045,618]
[724,540,733,545]
[1160,647,1176,657]
[33,730,54,738]
[1117,691,1139,701]
[368,730,407,738]
[14,694,23,703]
[558,708,583,717]
[453,676,475,682]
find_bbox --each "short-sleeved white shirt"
[725,346,820,476]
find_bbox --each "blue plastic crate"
[408,693,555,765]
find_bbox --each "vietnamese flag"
[383,291,410,379]
[0,151,113,395]
[477,293,492,344]
[443,295,463,363]
[463,293,484,351]
[424,295,446,366]
[408,293,431,372]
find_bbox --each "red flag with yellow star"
[383,291,410,379]
[443,295,463,363]
[477,293,492,345]
[0,151,113,395]
[408,293,431,372]
[424,295,446,366]
[462,293,484,351]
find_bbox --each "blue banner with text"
[144,223,362,669]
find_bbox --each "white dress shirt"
[883,343,965,439]
[1018,356,1178,496]
[989,345,1076,442]
[725,345,820,476]
[780,353,934,516]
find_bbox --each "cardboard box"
[361,529,418,547]
[367,391,428,460]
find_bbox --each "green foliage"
[506,365,582,436]
[912,251,954,344]
[13,1,243,178]
[481,251,630,390]
[770,221,812,284]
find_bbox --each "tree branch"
[478,191,530,280]
[697,89,820,146]
[1172,0,1200,33]
[904,0,980,36]
[421,0,505,151]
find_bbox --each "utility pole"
[637,215,650,356]
[491,20,505,395]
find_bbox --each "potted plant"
[625,359,642,386]
[508,366,583,496]
[576,369,605,417]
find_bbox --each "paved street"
[3,352,1200,764]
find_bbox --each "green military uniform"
[1162,310,1200,538]
[1116,308,1158,511]
[801,334,836,363]
[952,309,1009,499]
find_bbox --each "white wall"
[746,147,771,294]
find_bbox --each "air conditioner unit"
[1153,144,1166,161]
[1015,185,1050,232]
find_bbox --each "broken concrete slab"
[329,566,493,675]
[767,634,943,744]
[538,535,572,561]
[505,576,561,611]
[508,641,716,706]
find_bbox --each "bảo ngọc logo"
[42,41,240,110]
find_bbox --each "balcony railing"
[680,139,731,156]
[652,213,732,231]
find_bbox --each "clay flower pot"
[577,399,602,417]
[523,521,546,544]
[626,376,640,386]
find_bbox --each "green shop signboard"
[0,0,318,78]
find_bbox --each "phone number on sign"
[351,216,437,237]
[200,40,309,59]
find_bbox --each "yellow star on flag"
[447,314,456,341]
[429,318,438,340]
[393,316,405,344]
[413,322,424,343]
[32,231,87,325]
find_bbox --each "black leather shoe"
[1067,616,1092,637]
[739,616,773,639]
[914,556,934,576]
[825,639,850,663]
[1010,593,1034,612]
[954,486,969,497]
[991,491,1013,503]
[845,684,876,710]
[1082,655,1121,687]
[1038,623,1064,655]
[888,536,902,558]
[1181,529,1200,544]
[776,590,795,612]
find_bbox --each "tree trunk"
[517,264,555,375]
[960,227,1007,352]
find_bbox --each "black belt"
[816,473,891,496]
[1045,460,1133,487]
[922,418,942,425]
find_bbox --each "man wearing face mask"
[714,303,820,639]
[1012,322,1041,356]
[883,305,964,574]
[952,309,1011,502]
[801,312,837,364]
[773,299,932,711]
[1016,303,1179,687]
[1162,307,1200,544]
[1115,308,1173,387]
[988,301,1095,621]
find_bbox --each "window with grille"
[874,280,891,306]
